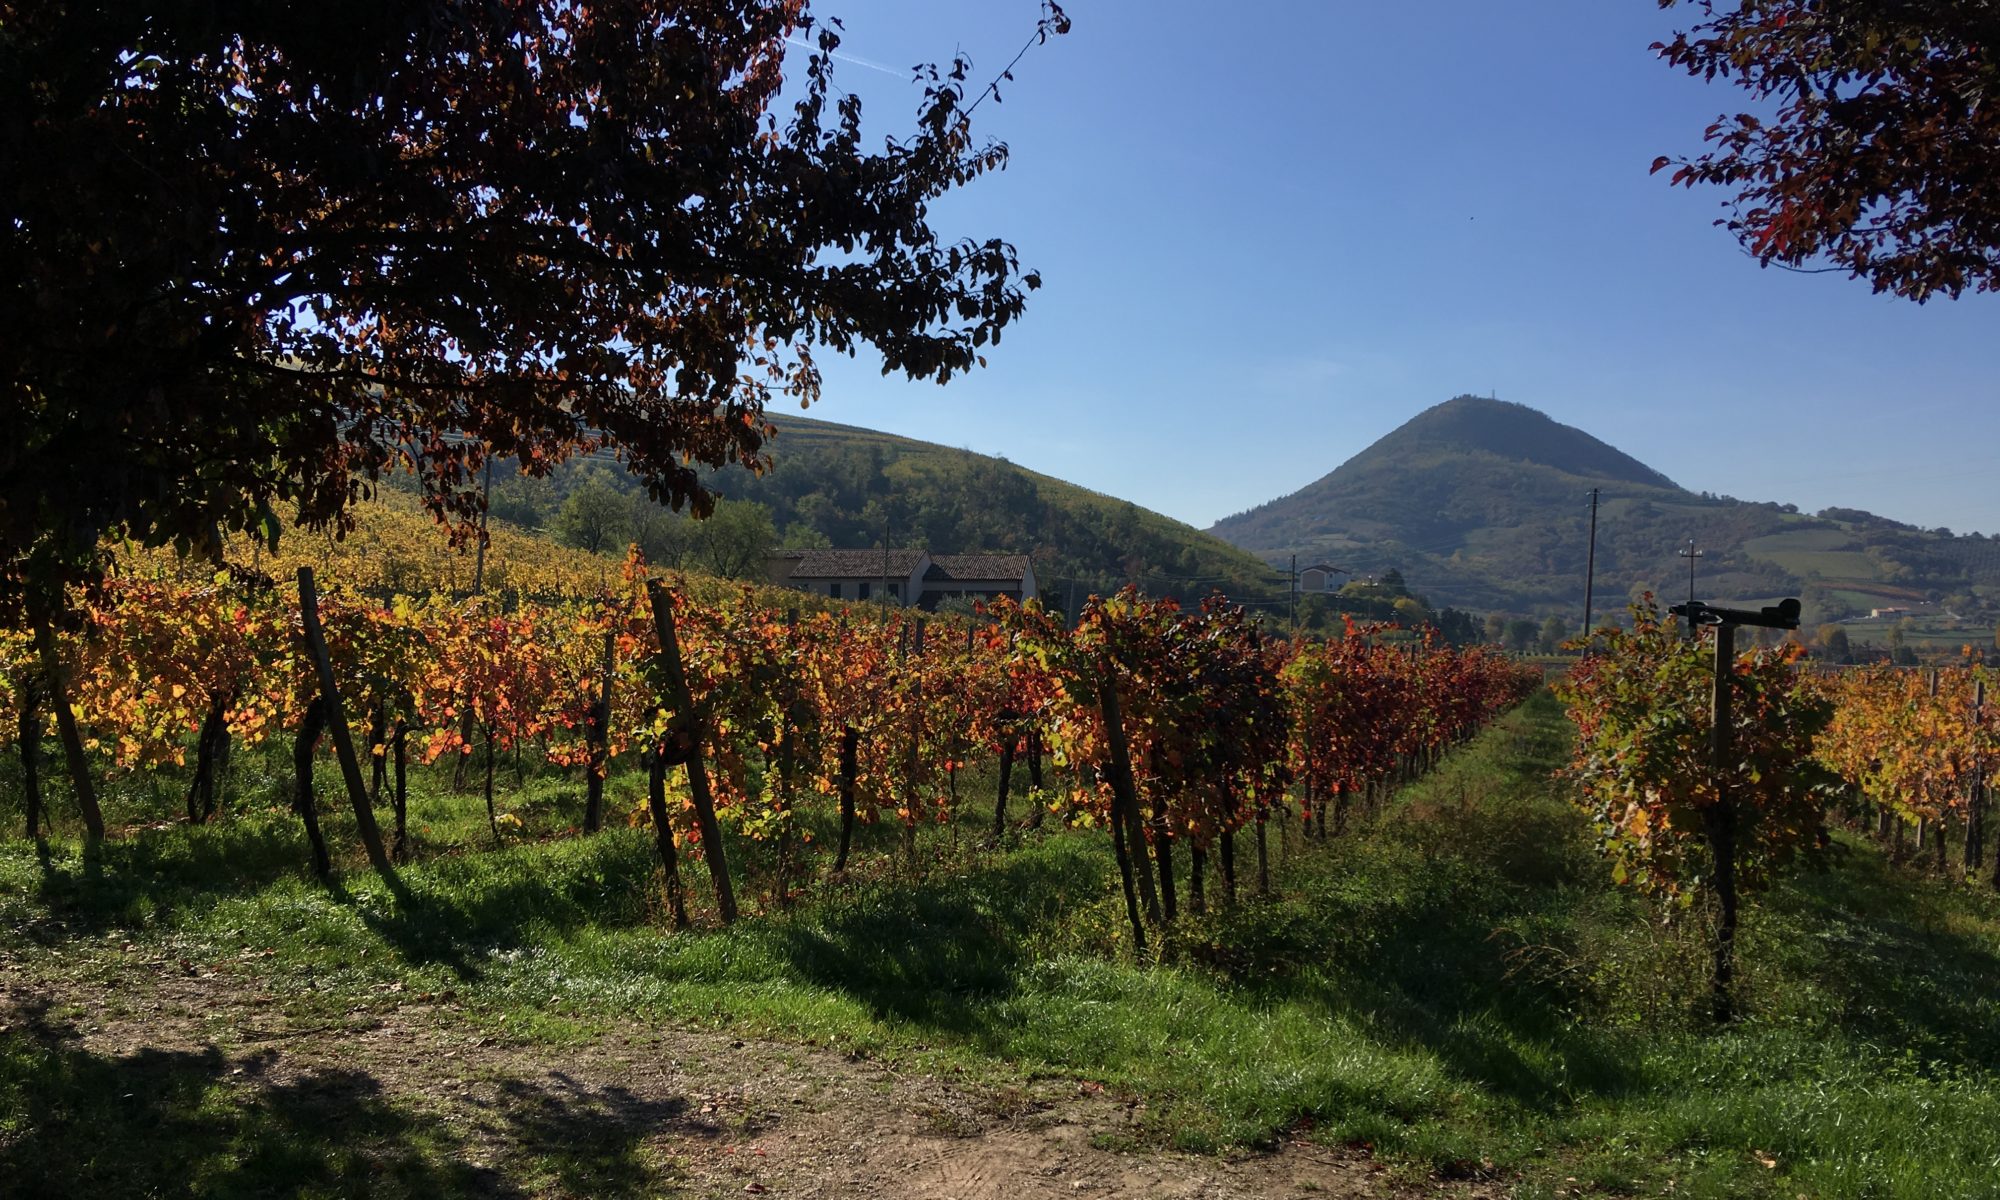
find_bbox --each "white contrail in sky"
[785,36,906,79]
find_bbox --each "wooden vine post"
[644,580,737,924]
[297,568,397,883]
[834,726,860,872]
[1969,680,1987,875]
[990,728,1015,842]
[902,619,925,871]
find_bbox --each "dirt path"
[1,952,1494,1199]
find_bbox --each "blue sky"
[777,1,2000,535]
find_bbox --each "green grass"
[10,695,2000,1196]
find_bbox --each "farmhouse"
[768,550,1036,610]
[1297,562,1348,593]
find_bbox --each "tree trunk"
[484,728,500,845]
[647,740,690,929]
[453,707,474,792]
[835,726,859,873]
[205,698,232,824]
[186,693,228,825]
[1219,827,1237,906]
[644,581,737,923]
[948,761,960,852]
[991,741,1014,842]
[367,701,387,805]
[293,696,333,881]
[1025,732,1046,829]
[1187,843,1206,915]
[774,720,797,908]
[1967,779,1986,874]
[1098,673,1160,925]
[1105,766,1147,957]
[1255,809,1269,896]
[18,678,42,840]
[392,718,409,862]
[296,568,396,882]
[902,677,922,872]
[32,616,104,842]
[1152,785,1177,924]
[584,627,616,834]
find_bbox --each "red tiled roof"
[925,554,1031,582]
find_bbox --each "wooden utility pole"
[1678,539,1704,604]
[1582,488,1600,639]
[1289,553,1298,637]
[1678,540,1705,640]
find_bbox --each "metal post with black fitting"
[1668,596,1801,1022]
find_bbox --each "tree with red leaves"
[0,0,1066,620]
[1654,1,2000,299]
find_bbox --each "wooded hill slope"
[478,413,1286,611]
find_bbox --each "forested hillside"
[471,413,1287,610]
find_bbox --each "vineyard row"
[0,552,1538,942]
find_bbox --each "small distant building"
[1297,563,1348,593]
[768,549,1035,610]
[921,554,1038,609]
[1870,606,1910,619]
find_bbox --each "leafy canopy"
[1655,0,2000,299]
[0,0,1066,615]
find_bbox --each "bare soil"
[1,950,1498,1199]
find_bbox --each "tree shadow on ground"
[344,835,665,982]
[7,821,319,944]
[1180,705,1657,1118]
[1759,841,2000,1072]
[769,844,1103,1040]
[0,995,700,1199]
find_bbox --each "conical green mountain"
[1210,396,2000,623]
